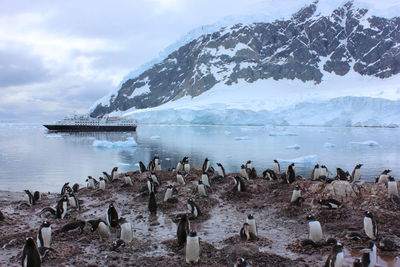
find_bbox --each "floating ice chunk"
[324,142,336,148]
[92,137,137,148]
[150,135,161,139]
[286,144,300,150]
[269,131,297,136]
[278,155,318,166]
[46,134,63,138]
[234,136,249,140]
[117,162,130,166]
[349,140,379,147]
[165,158,171,161]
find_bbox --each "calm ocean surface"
[0,123,399,192]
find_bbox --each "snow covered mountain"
[90,1,400,127]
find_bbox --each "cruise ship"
[43,115,137,132]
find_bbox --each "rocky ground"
[0,167,399,266]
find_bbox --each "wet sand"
[0,168,399,266]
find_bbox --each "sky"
[0,0,399,122]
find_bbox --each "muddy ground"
[1,167,399,266]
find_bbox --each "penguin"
[202,158,210,172]
[176,159,184,172]
[57,195,68,219]
[164,185,174,202]
[245,160,252,169]
[177,214,190,246]
[185,230,200,264]
[99,177,106,190]
[287,163,296,184]
[378,238,397,251]
[197,180,207,197]
[111,167,119,181]
[151,172,161,186]
[176,172,186,185]
[183,157,190,173]
[307,215,323,243]
[122,174,133,187]
[378,169,391,183]
[290,185,301,203]
[320,165,329,179]
[111,239,125,251]
[33,191,40,202]
[24,190,36,206]
[105,203,119,227]
[59,220,86,234]
[72,183,79,193]
[351,164,363,183]
[37,221,52,248]
[147,159,155,172]
[233,176,246,192]
[352,259,362,267]
[311,164,320,180]
[234,258,250,267]
[363,211,378,240]
[336,168,349,181]
[67,192,80,210]
[102,172,112,183]
[318,199,342,209]
[240,222,258,241]
[119,218,133,243]
[216,163,226,178]
[153,156,161,171]
[324,243,344,267]
[60,182,70,195]
[361,241,377,267]
[262,169,277,180]
[201,172,211,187]
[148,192,157,213]
[88,219,110,240]
[248,168,257,180]
[187,199,201,218]
[240,165,249,180]
[273,159,280,175]
[86,176,96,189]
[388,177,399,198]
[147,178,156,194]
[21,237,41,267]
[245,214,258,237]
[138,161,147,173]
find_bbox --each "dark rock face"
[91,1,400,117]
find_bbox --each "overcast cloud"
[0,0,399,122]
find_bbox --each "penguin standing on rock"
[363,211,378,240]
[336,168,350,181]
[202,158,210,172]
[88,219,110,240]
[24,190,36,206]
[185,230,200,264]
[187,199,201,218]
[240,222,257,241]
[273,160,280,175]
[164,185,174,202]
[86,176,96,189]
[240,165,249,180]
[151,172,161,186]
[307,215,323,243]
[139,161,147,173]
[119,218,133,243]
[105,204,119,228]
[122,174,133,187]
[177,214,190,246]
[176,172,186,185]
[148,159,155,172]
[290,185,301,203]
[201,172,211,187]
[318,199,342,209]
[111,167,119,181]
[57,195,69,219]
[320,165,329,179]
[311,164,320,180]
[351,164,363,183]
[197,180,207,197]
[153,156,161,171]
[263,169,277,181]
[148,192,157,213]
[99,177,106,190]
[37,221,52,248]
[147,178,156,194]
[216,163,226,178]
[361,241,377,267]
[324,243,344,267]
[377,169,391,183]
[21,237,41,267]
[245,214,258,237]
[67,192,80,210]
[287,163,296,184]
[233,176,246,192]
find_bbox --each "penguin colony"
[3,159,400,266]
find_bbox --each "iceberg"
[324,142,336,148]
[269,131,297,136]
[92,137,137,149]
[234,136,249,141]
[349,140,379,147]
[278,155,318,166]
[286,144,301,150]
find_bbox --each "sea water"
[0,123,399,192]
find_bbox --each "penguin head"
[189,230,197,237]
[109,203,115,209]
[306,215,316,221]
[317,199,324,205]
[326,238,338,246]
[246,160,251,164]
[102,172,107,175]
[187,198,194,205]
[25,237,36,247]
[24,189,30,194]
[62,195,68,201]
[295,185,300,190]
[358,164,363,168]
[113,167,118,171]
[235,258,248,267]
[42,221,51,227]
[314,164,319,168]
[217,163,221,167]
[198,180,203,185]
[321,165,326,168]
[388,176,395,182]
[274,160,278,163]
[364,211,373,218]
[167,185,173,189]
[241,165,245,169]
[332,243,343,253]
[247,214,254,220]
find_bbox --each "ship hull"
[43,125,137,132]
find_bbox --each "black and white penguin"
[245,160,252,169]
[59,220,86,234]
[185,230,200,264]
[60,182,70,195]
[240,222,257,241]
[183,157,190,173]
[319,165,329,179]
[176,172,186,185]
[233,176,246,192]
[122,174,133,187]
[176,158,184,172]
[290,185,301,203]
[153,156,161,171]
[147,159,155,172]
[147,178,156,194]
[88,219,110,240]
[119,218,133,243]
[24,190,36,206]
[99,177,106,190]
[378,238,397,251]
[148,192,157,213]
[262,169,277,180]
[111,167,119,181]
[388,176,399,198]
[245,214,258,237]
[324,243,344,267]
[351,164,363,183]
[37,221,52,249]
[311,164,320,180]
[164,185,174,202]
[139,161,147,173]
[57,195,68,219]
[240,164,249,180]
[287,163,296,184]
[201,171,211,187]
[72,183,79,193]
[273,159,280,175]
[363,211,378,240]
[105,203,119,227]
[197,180,207,197]
[187,199,201,218]
[377,169,391,183]
[86,176,96,189]
[361,241,377,267]
[234,258,250,267]
[202,158,210,172]
[33,191,40,202]
[336,168,349,181]
[177,214,190,246]
[67,192,80,210]
[318,199,342,209]
[22,237,41,267]
[151,172,161,186]
[307,215,323,243]
[102,172,112,183]
[248,167,257,180]
[353,259,362,267]
[216,163,226,178]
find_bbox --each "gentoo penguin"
[147,159,155,172]
[364,211,378,240]
[378,238,397,251]
[287,163,296,184]
[177,214,190,246]
[37,221,52,248]
[185,230,200,264]
[105,203,119,227]
[262,169,277,180]
[216,163,226,178]
[336,168,349,181]
[234,258,250,267]
[138,161,147,173]
[111,167,119,181]
[72,183,79,193]
[248,168,257,180]
[176,172,186,185]
[187,199,201,218]
[324,243,344,267]
[60,182,70,195]
[240,222,257,241]
[201,172,211,187]
[353,259,362,267]
[245,160,252,169]
[21,237,41,267]
[273,160,280,175]
[86,176,96,189]
[311,164,321,180]
[99,177,106,190]
[202,158,210,172]
[318,199,342,209]
[119,218,133,243]
[233,176,246,192]
[245,214,258,237]
[183,157,190,173]
[148,192,157,213]
[111,239,125,251]
[57,195,68,219]
[351,164,363,183]
[388,176,399,198]
[307,215,323,243]
[151,172,161,186]
[197,180,207,197]
[164,185,174,202]
[67,192,80,210]
[378,169,391,183]
[102,171,112,183]
[240,165,249,180]
[153,156,161,171]
[88,219,110,240]
[122,174,133,187]
[320,165,329,178]
[147,178,156,194]
[59,220,86,234]
[24,190,36,206]
[361,241,377,267]
[176,159,184,172]
[291,185,301,203]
